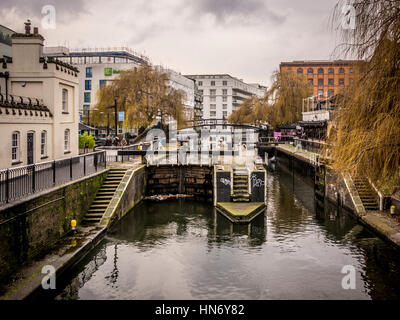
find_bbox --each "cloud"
[194,0,286,25]
[0,0,86,23]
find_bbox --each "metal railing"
[0,151,106,206]
[293,138,326,154]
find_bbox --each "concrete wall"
[100,166,147,227]
[0,170,107,285]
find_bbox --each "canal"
[49,162,400,300]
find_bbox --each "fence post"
[52,160,56,185]
[6,169,9,203]
[70,157,73,180]
[32,165,36,193]
[104,151,107,168]
[83,154,86,176]
[94,153,98,172]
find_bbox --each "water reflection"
[50,163,400,300]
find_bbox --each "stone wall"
[0,171,107,285]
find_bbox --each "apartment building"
[279,60,363,98]
[155,66,202,122]
[44,46,150,127]
[184,74,267,120]
[0,24,15,59]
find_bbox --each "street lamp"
[106,99,118,137]
[86,107,98,127]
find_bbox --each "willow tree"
[228,70,312,128]
[326,0,400,191]
[91,65,187,131]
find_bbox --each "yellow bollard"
[390,206,396,216]
[71,219,77,232]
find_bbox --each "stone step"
[86,208,106,215]
[85,213,104,218]
[83,217,101,223]
[89,204,108,209]
[92,198,111,206]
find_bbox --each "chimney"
[24,19,31,35]
[33,27,38,35]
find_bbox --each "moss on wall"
[0,171,107,287]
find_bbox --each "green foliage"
[79,133,95,149]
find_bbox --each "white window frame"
[12,131,20,163]
[41,131,47,157]
[64,129,70,152]
[62,89,68,112]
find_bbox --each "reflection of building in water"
[56,245,108,300]
[210,208,266,247]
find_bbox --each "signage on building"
[118,111,124,121]
[104,68,128,76]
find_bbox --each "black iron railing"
[0,151,106,205]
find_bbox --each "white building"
[44,46,150,131]
[155,66,201,121]
[0,24,79,169]
[184,74,267,120]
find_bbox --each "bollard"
[390,206,396,216]
[71,219,77,232]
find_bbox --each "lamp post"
[86,107,98,127]
[106,99,118,137]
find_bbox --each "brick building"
[279,60,363,98]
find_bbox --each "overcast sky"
[1,0,343,86]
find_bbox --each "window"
[222,96,227,102]
[339,78,345,86]
[210,111,216,117]
[64,129,70,152]
[12,131,20,162]
[317,89,324,97]
[307,68,314,74]
[41,131,47,157]
[198,81,203,86]
[222,80,227,86]
[198,90,203,95]
[210,104,216,110]
[83,104,90,115]
[85,80,91,90]
[99,80,106,88]
[210,89,216,95]
[222,104,227,109]
[84,92,91,103]
[328,78,334,86]
[86,67,92,78]
[297,68,303,74]
[210,96,216,102]
[308,79,314,86]
[62,89,68,112]
[318,78,324,86]
[222,89,228,95]
[328,68,334,74]
[349,68,354,74]
[338,68,345,74]
[211,81,215,86]
[328,89,334,97]
[223,111,227,117]
[318,68,324,74]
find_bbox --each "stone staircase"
[353,176,379,211]
[232,168,250,202]
[83,168,128,224]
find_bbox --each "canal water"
[52,163,400,300]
